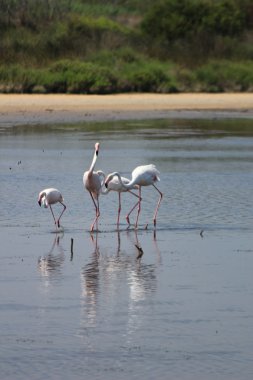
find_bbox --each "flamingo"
[105,164,163,229]
[98,170,141,228]
[83,142,103,232]
[38,188,66,228]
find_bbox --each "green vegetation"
[0,0,253,93]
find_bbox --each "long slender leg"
[134,187,142,229]
[49,205,57,226]
[117,192,121,228]
[152,184,163,227]
[89,192,100,232]
[126,190,141,228]
[57,202,66,227]
[96,197,100,231]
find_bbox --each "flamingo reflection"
[38,233,65,288]
[80,233,100,327]
[127,230,158,301]
[79,230,159,336]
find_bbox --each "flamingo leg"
[89,192,100,232]
[126,190,141,228]
[117,192,121,228]
[57,202,66,227]
[152,184,163,227]
[135,187,142,229]
[49,205,57,227]
[96,198,100,231]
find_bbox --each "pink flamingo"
[98,171,140,228]
[83,142,103,232]
[38,188,66,228]
[105,164,163,229]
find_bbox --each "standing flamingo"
[38,188,66,228]
[83,142,103,232]
[105,164,163,229]
[98,171,140,228]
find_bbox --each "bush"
[142,0,249,40]
[195,60,253,92]
[0,56,253,94]
[118,61,177,92]
[48,60,117,93]
[141,0,251,61]
[0,64,39,92]
[129,67,164,91]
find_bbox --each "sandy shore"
[1,93,253,127]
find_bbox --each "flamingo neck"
[113,172,136,189]
[89,150,98,173]
[39,191,46,201]
[97,171,109,195]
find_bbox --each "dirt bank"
[1,93,253,127]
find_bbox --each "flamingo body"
[38,188,63,207]
[83,170,102,200]
[38,188,66,227]
[83,142,102,232]
[105,164,162,228]
[131,164,160,187]
[100,173,139,228]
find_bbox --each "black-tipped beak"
[105,182,108,188]
[38,200,41,207]
[96,150,98,156]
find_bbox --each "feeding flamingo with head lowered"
[83,142,103,232]
[98,171,141,229]
[105,164,163,229]
[38,188,66,228]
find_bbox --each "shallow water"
[1,118,253,380]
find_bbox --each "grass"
[195,61,253,92]
[0,0,253,93]
[1,56,253,94]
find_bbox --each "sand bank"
[1,93,253,127]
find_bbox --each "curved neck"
[97,171,109,194]
[38,191,45,201]
[112,172,135,189]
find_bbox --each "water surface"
[0,118,253,380]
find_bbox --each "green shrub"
[195,60,253,91]
[37,70,67,93]
[141,0,251,61]
[0,64,39,92]
[47,60,117,93]
[67,68,117,94]
[0,56,253,94]
[118,61,175,92]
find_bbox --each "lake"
[0,118,253,380]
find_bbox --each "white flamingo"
[83,142,103,232]
[105,164,163,229]
[98,171,140,228]
[38,188,66,228]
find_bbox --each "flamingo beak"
[95,142,99,156]
[105,182,108,188]
[38,200,41,207]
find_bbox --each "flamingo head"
[95,142,100,156]
[38,193,42,207]
[104,173,114,188]
[38,192,47,208]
